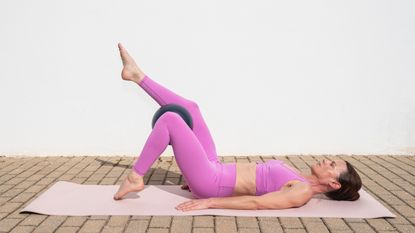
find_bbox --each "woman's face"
[311,159,348,186]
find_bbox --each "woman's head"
[311,159,362,201]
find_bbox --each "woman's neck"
[302,174,331,195]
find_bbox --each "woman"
[113,43,362,211]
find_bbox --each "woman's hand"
[175,199,211,211]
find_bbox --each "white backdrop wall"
[0,0,414,157]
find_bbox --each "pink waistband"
[219,162,237,188]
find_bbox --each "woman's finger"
[176,200,196,209]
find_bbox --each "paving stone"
[303,221,330,233]
[19,214,47,226]
[4,178,26,186]
[54,226,79,233]
[1,188,25,197]
[383,212,408,225]
[7,209,29,219]
[279,217,304,229]
[147,228,169,233]
[322,218,351,231]
[238,228,260,233]
[101,226,124,233]
[78,220,106,233]
[24,185,46,193]
[170,216,192,233]
[32,216,66,233]
[236,216,259,228]
[193,228,215,233]
[343,218,367,223]
[0,213,7,221]
[284,229,307,233]
[366,218,396,231]
[258,219,284,233]
[348,222,376,233]
[215,217,237,233]
[0,218,22,232]
[9,192,36,203]
[393,224,415,233]
[26,174,44,182]
[107,215,130,226]
[100,177,117,184]
[0,203,23,213]
[14,180,37,189]
[0,184,13,194]
[149,216,171,227]
[0,176,15,184]
[194,216,214,227]
[301,217,323,223]
[392,205,415,217]
[8,225,35,233]
[124,220,149,233]
[61,216,87,226]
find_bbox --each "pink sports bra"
[255,160,309,196]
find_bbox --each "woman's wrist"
[207,198,216,208]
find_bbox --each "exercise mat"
[20,181,395,218]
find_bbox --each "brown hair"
[325,161,362,201]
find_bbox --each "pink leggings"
[133,75,236,198]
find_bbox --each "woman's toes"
[113,173,145,201]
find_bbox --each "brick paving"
[0,155,414,233]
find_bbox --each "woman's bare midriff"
[232,163,257,196]
[231,162,307,196]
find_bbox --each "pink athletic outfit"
[133,75,308,198]
[255,160,309,195]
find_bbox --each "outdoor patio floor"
[0,155,414,233]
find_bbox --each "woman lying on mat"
[113,43,362,211]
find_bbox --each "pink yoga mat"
[20,181,395,218]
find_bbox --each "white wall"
[1,0,414,157]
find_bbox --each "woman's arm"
[175,196,254,211]
[209,183,312,210]
[176,183,312,211]
[214,196,261,210]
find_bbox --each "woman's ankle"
[129,170,144,182]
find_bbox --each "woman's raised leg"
[118,43,220,164]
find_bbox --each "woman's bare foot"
[181,179,191,192]
[113,170,144,200]
[118,43,145,84]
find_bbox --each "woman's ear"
[328,180,341,191]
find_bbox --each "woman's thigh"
[160,112,221,198]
